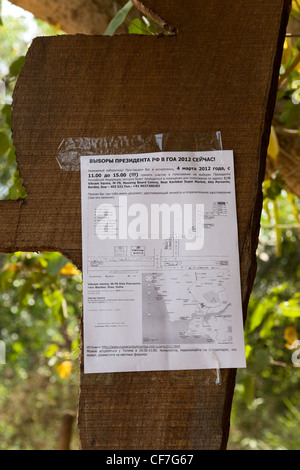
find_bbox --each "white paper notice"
[80,151,246,373]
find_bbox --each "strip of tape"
[56,132,223,171]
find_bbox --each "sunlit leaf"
[104,1,133,36]
[43,289,63,308]
[44,343,59,358]
[249,302,269,332]
[245,344,253,360]
[60,262,81,276]
[12,342,23,354]
[56,360,72,379]
[259,313,277,340]
[284,326,299,349]
[69,342,80,360]
[279,294,300,317]
[271,283,288,294]
[282,37,292,65]
[267,126,279,160]
[129,18,152,35]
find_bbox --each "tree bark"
[9,0,125,34]
[58,410,76,450]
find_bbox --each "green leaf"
[279,294,300,317]
[245,344,253,360]
[276,89,286,101]
[1,104,12,127]
[128,18,152,35]
[9,56,25,77]
[12,342,24,355]
[18,279,34,304]
[263,173,285,200]
[0,268,16,291]
[104,1,133,36]
[280,99,300,128]
[42,289,65,322]
[7,146,16,165]
[271,282,288,294]
[241,375,255,408]
[43,289,62,307]
[259,313,277,339]
[0,131,10,156]
[0,0,3,27]
[46,253,68,276]
[249,301,269,332]
[44,343,59,358]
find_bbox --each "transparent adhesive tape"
[56,132,223,171]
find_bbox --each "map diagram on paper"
[88,234,234,346]
[142,265,233,345]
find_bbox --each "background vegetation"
[1,0,300,450]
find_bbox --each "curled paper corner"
[210,351,222,386]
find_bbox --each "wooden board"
[0,0,291,450]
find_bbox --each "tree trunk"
[58,410,76,450]
[9,0,125,34]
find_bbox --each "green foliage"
[128,17,151,35]
[0,16,29,76]
[228,3,300,449]
[280,97,300,129]
[229,194,300,450]
[9,56,25,77]
[0,10,64,201]
[280,293,300,318]
[277,34,300,130]
[0,103,26,199]
[0,252,81,449]
[104,0,133,36]
[103,1,167,37]
[0,252,81,368]
[0,48,26,200]
[263,172,285,201]
[128,17,163,35]
[0,0,3,27]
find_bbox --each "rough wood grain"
[0,0,291,450]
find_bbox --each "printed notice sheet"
[81,151,246,373]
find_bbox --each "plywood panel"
[0,0,291,450]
